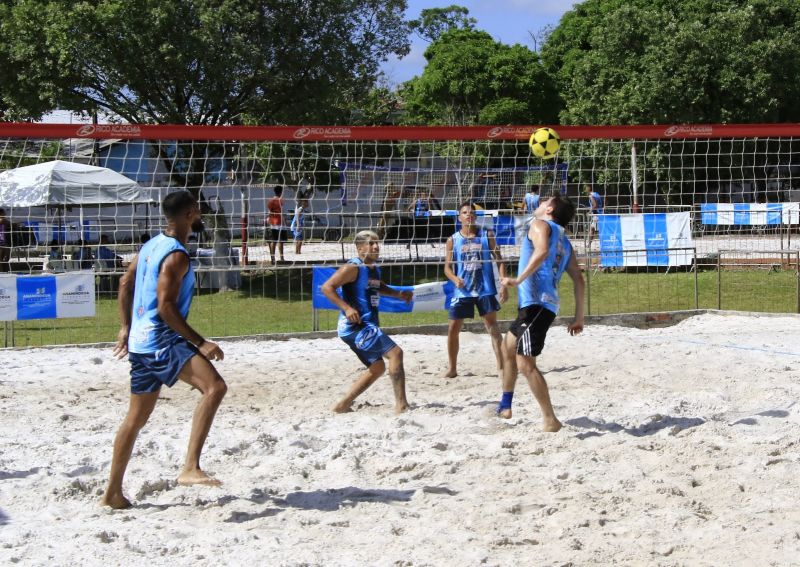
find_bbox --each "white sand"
[1,312,800,566]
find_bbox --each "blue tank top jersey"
[524,193,540,214]
[337,258,382,336]
[517,219,573,314]
[590,191,604,213]
[128,233,195,354]
[451,229,497,299]
[290,206,305,231]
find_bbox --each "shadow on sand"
[565,415,706,439]
[276,487,416,511]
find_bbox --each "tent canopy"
[0,160,151,207]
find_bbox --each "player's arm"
[565,249,585,336]
[112,255,138,359]
[321,263,361,323]
[379,281,413,303]
[501,220,551,287]
[442,237,463,288]
[486,230,507,303]
[157,251,223,361]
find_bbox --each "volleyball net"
[2,122,800,345]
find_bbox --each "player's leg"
[268,228,277,263]
[441,318,464,378]
[384,345,408,414]
[101,391,160,508]
[517,354,562,432]
[333,359,386,413]
[176,354,228,485]
[278,229,286,261]
[497,331,518,418]
[479,300,504,376]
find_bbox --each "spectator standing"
[266,185,287,264]
[291,197,309,255]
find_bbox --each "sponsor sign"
[0,272,95,321]
[598,212,694,267]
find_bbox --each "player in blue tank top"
[497,194,586,432]
[585,184,604,239]
[442,201,508,379]
[322,230,414,414]
[524,187,541,215]
[101,191,228,509]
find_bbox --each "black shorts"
[508,305,556,357]
[268,227,287,242]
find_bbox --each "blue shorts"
[128,339,197,394]
[448,295,501,320]
[292,229,303,241]
[340,324,397,367]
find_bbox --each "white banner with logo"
[0,272,95,321]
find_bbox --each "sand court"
[1,312,799,565]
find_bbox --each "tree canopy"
[0,0,410,124]
[542,0,800,124]
[408,5,476,43]
[401,29,559,126]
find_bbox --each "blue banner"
[643,213,669,266]
[702,203,795,226]
[598,215,623,267]
[16,275,58,320]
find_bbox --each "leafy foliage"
[0,0,410,124]
[542,0,800,125]
[401,29,559,126]
[408,5,476,43]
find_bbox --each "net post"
[796,251,799,314]
[693,247,699,310]
[631,144,640,213]
[585,245,592,316]
[312,306,319,332]
[240,185,249,266]
[716,252,722,310]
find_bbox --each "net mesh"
[2,124,800,346]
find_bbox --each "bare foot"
[332,400,353,413]
[100,492,132,509]
[177,469,221,486]
[497,408,512,419]
[394,402,410,414]
[440,368,457,379]
[542,418,563,433]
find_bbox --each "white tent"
[0,160,149,206]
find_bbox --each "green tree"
[1,0,410,125]
[542,0,800,125]
[408,5,476,43]
[401,29,559,126]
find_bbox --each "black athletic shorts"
[268,227,288,242]
[508,304,556,357]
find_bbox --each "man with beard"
[101,191,228,509]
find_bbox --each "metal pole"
[796,251,799,314]
[586,245,592,316]
[631,144,640,213]
[716,253,722,310]
[240,186,249,265]
[693,247,699,310]
[312,306,319,332]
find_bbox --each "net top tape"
[2,123,800,141]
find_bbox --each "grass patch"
[4,267,798,347]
